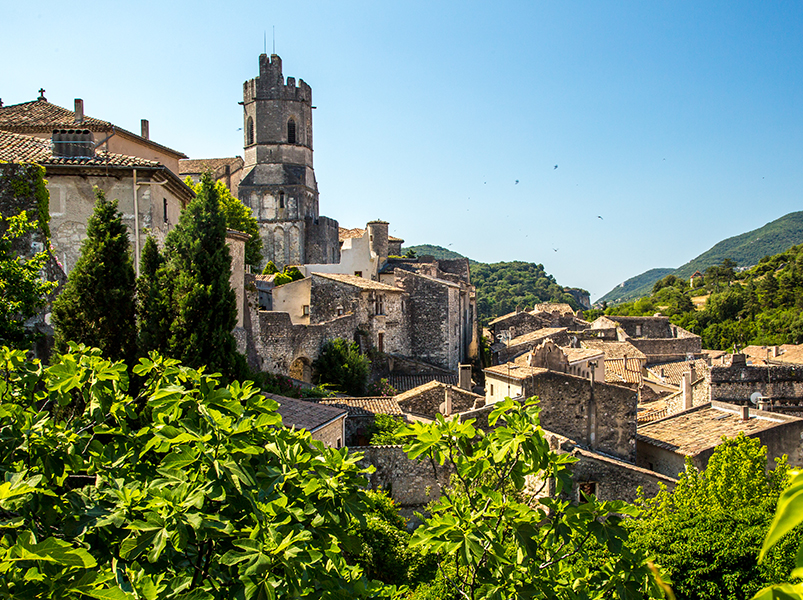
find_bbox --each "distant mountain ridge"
[597,211,803,305]
[401,244,470,262]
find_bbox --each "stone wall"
[522,371,637,463]
[352,445,454,506]
[711,357,803,404]
[305,215,340,264]
[489,311,548,341]
[312,416,346,449]
[395,270,455,371]
[629,337,702,363]
[397,383,483,418]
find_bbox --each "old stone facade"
[0,129,192,276]
[238,54,340,269]
[589,315,702,364]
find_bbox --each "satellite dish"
[750,392,763,405]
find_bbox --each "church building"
[238,54,340,269]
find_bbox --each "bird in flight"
[597,215,603,220]
[554,165,558,170]
[553,248,559,252]
[515,180,519,185]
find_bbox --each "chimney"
[440,387,453,417]
[682,371,693,410]
[141,119,149,140]
[458,364,472,391]
[772,346,780,358]
[689,363,696,383]
[74,99,84,124]
[741,405,750,421]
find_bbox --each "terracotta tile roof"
[484,363,548,381]
[0,99,186,158]
[0,129,161,168]
[646,358,710,387]
[387,372,458,393]
[179,156,243,174]
[339,227,365,241]
[637,403,794,456]
[266,394,346,432]
[604,358,643,385]
[581,340,646,361]
[319,396,403,416]
[488,311,520,326]
[0,99,111,131]
[313,272,402,292]
[563,347,605,363]
[338,226,402,243]
[509,327,567,346]
[743,345,803,366]
[532,303,575,316]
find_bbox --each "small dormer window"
[287,119,296,144]
[247,116,254,146]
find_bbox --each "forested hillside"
[402,245,584,325]
[597,211,803,305]
[592,244,803,350]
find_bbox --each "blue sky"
[4,1,803,300]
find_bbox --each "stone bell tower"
[238,54,339,268]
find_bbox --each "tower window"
[279,191,285,209]
[287,119,296,144]
[247,116,254,146]
[163,198,168,224]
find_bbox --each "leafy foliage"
[0,344,380,599]
[472,261,581,325]
[184,176,263,268]
[629,433,800,600]
[366,378,398,397]
[402,398,663,599]
[313,338,371,396]
[52,189,136,363]
[262,260,279,275]
[369,414,405,446]
[162,173,246,380]
[273,266,304,286]
[136,235,170,356]
[0,209,56,346]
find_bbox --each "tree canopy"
[185,176,263,269]
[52,188,136,363]
[628,433,800,600]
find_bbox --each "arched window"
[287,118,296,144]
[279,191,285,209]
[247,116,254,146]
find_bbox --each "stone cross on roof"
[37,88,46,101]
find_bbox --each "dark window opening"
[247,116,254,146]
[163,198,168,224]
[377,332,384,353]
[287,119,296,144]
[279,191,285,209]
[578,481,597,500]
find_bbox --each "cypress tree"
[136,235,170,356]
[163,172,245,379]
[52,188,136,362]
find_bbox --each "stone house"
[492,326,570,364]
[637,401,803,478]
[516,339,605,382]
[0,129,193,275]
[268,394,347,449]
[0,94,187,176]
[483,364,638,463]
[589,315,701,364]
[395,380,484,421]
[742,344,803,367]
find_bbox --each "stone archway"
[289,356,312,383]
